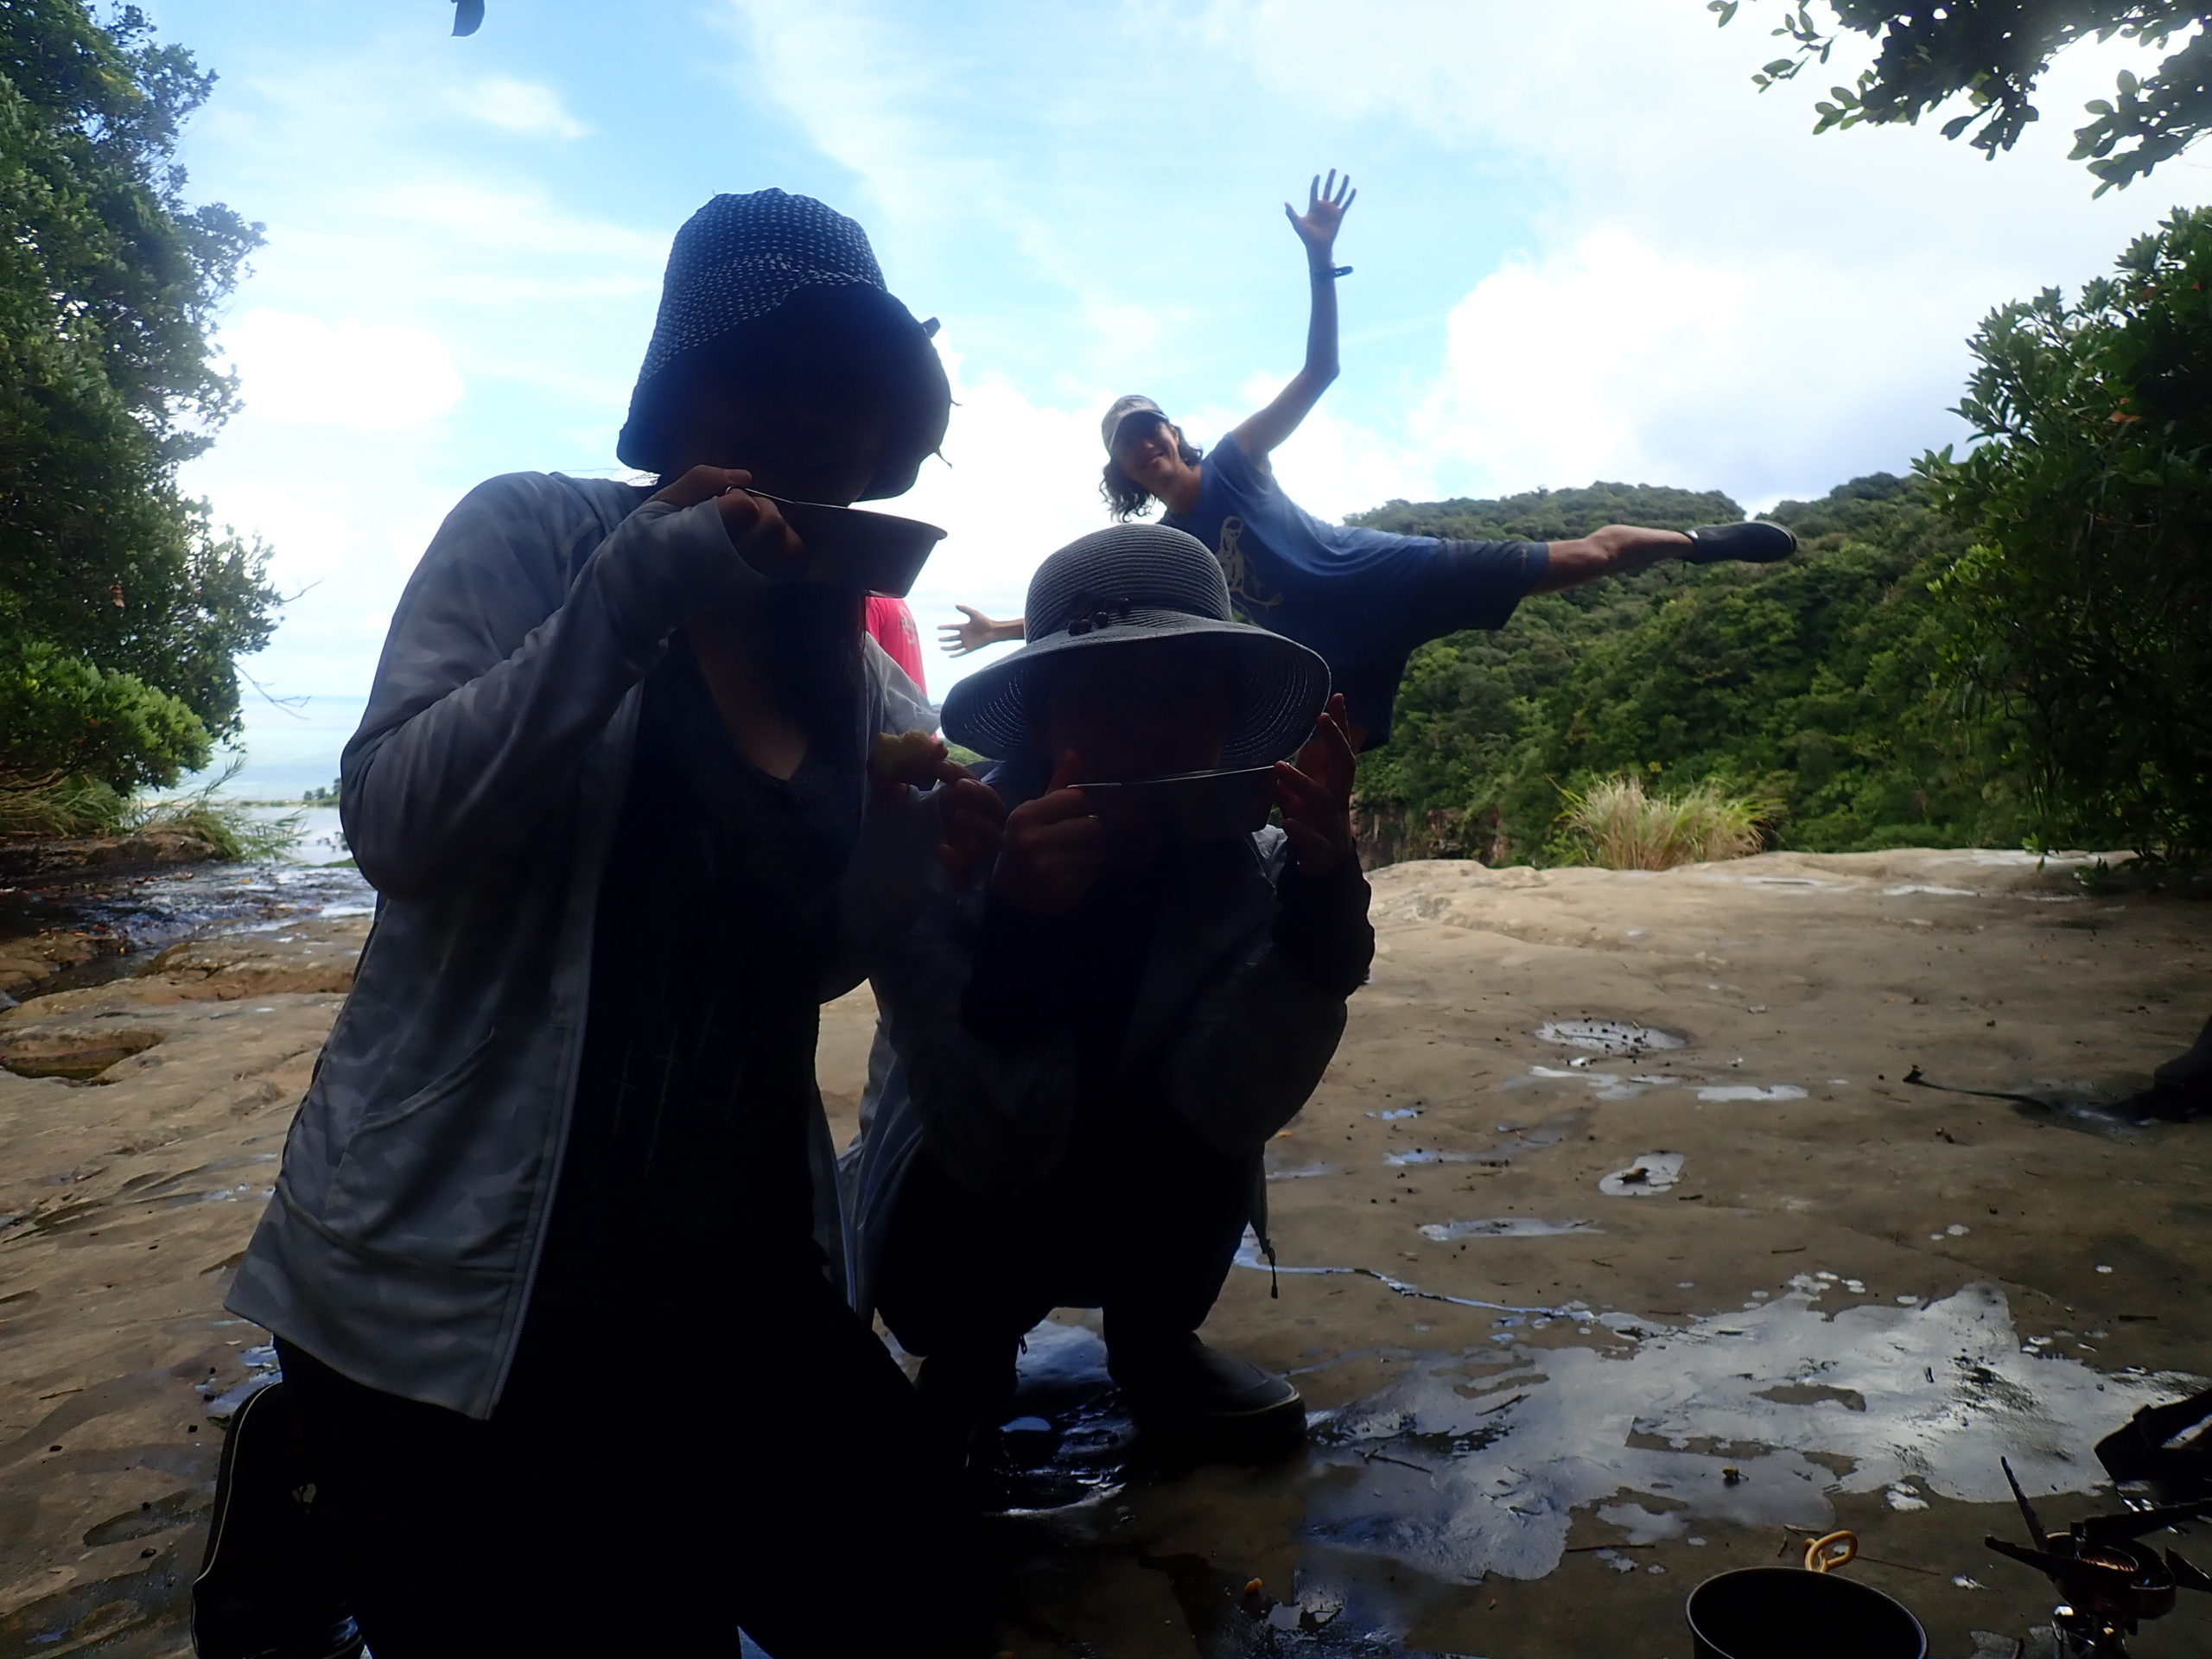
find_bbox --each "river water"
[0,805,374,998]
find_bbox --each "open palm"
[1285,169,1356,258]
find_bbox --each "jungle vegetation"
[0,1,279,831]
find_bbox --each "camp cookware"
[1077,765,1277,841]
[1685,1531,1926,1659]
[754,493,947,598]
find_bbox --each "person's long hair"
[1100,423,1203,521]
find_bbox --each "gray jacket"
[226,472,939,1419]
[848,756,1374,1316]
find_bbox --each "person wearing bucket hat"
[220,190,1001,1656]
[848,524,1377,1465]
[941,172,1797,747]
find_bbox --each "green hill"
[1349,475,2024,864]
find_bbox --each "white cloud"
[450,76,592,141]
[890,334,1118,696]
[220,309,466,431]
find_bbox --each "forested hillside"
[1350,474,2024,864]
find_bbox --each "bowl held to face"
[1077,766,1276,842]
[756,494,946,597]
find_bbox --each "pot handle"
[1804,1529,1859,1573]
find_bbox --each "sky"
[146,0,2209,790]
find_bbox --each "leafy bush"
[1556,775,1769,869]
[1924,207,2212,861]
[0,640,213,790]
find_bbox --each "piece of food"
[868,729,947,787]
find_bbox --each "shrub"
[0,641,213,791]
[1557,774,1770,870]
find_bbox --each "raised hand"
[1273,693,1357,874]
[649,464,808,581]
[934,765,1007,883]
[1284,169,1356,263]
[990,752,1107,915]
[938,604,1022,657]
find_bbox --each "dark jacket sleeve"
[1160,844,1374,1154]
[340,475,764,901]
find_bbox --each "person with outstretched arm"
[942,171,1797,749]
[218,192,1001,1659]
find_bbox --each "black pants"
[277,1266,988,1658]
[875,1097,1257,1359]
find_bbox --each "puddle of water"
[1417,1218,1599,1241]
[1599,1153,1683,1195]
[1695,1084,1809,1103]
[1367,1107,1422,1122]
[1305,1281,2199,1585]
[1268,1162,1339,1182]
[1535,1020,1686,1057]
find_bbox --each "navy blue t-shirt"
[1161,435,1548,738]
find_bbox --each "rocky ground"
[2,849,2208,1657]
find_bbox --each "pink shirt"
[863,595,925,695]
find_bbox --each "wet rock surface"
[1,847,2208,1656]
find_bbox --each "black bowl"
[1077,766,1277,841]
[756,494,947,598]
[1686,1568,1925,1659]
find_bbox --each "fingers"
[1047,749,1084,792]
[1309,172,1321,209]
[957,604,982,622]
[1279,814,1333,871]
[714,488,808,578]
[649,465,753,510]
[1272,759,1337,818]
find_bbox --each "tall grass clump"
[1559,775,1770,870]
[0,772,127,840]
[128,760,302,861]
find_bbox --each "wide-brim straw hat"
[942,524,1331,766]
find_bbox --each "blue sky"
[148,0,2206,785]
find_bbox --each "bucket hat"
[941,524,1331,765]
[617,189,948,498]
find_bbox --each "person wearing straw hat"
[941,171,1798,748]
[850,522,1376,1464]
[219,190,1000,1657]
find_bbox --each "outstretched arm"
[938,604,1026,656]
[1228,170,1356,466]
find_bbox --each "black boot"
[2126,1017,2212,1122]
[192,1382,365,1659]
[1683,520,1797,563]
[1105,1329,1306,1460]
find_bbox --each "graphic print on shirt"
[1214,517,1283,624]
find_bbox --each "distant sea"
[184,694,367,803]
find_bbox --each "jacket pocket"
[320,1029,524,1267]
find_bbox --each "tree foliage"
[1922,207,2212,860]
[1353,477,2024,864]
[1713,1,2212,192]
[0,1,278,794]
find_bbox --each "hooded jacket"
[226,472,940,1420]
[847,753,1374,1317]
